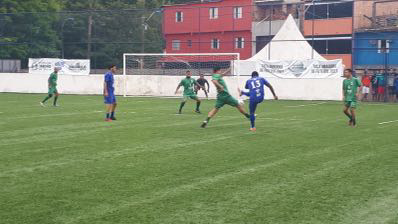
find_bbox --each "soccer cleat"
[250,127,256,132]
[201,121,208,128]
[195,110,201,114]
[111,117,117,120]
[40,102,45,107]
[53,104,59,107]
[178,110,182,114]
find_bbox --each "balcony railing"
[357,14,398,32]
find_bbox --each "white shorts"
[362,86,370,94]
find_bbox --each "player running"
[342,69,362,126]
[239,71,278,131]
[195,74,210,99]
[201,66,250,128]
[40,67,61,107]
[104,65,117,121]
[175,70,204,114]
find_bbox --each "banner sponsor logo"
[29,58,90,75]
[236,59,343,79]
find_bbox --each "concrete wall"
[0,73,343,101]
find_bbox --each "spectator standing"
[371,71,378,101]
[394,74,398,102]
[361,72,371,101]
[387,69,396,101]
[376,71,386,101]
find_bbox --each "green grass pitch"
[1,93,397,224]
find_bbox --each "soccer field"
[1,93,397,224]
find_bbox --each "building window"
[235,37,244,49]
[187,40,192,48]
[209,7,218,19]
[307,36,352,54]
[172,40,180,50]
[378,40,390,53]
[176,11,183,22]
[305,2,353,20]
[211,38,220,49]
[234,7,242,19]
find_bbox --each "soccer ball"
[238,99,244,105]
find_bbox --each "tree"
[0,0,62,63]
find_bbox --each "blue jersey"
[245,77,269,101]
[104,71,114,94]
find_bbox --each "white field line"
[286,102,326,108]
[58,142,375,224]
[378,120,398,125]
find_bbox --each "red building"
[162,0,253,59]
[162,0,353,68]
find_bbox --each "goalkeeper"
[195,74,210,99]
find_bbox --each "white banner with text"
[29,58,90,75]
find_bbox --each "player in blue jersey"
[239,71,278,131]
[104,65,117,121]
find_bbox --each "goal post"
[122,53,240,97]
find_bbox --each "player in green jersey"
[201,67,250,128]
[175,70,204,114]
[40,67,61,107]
[342,69,362,126]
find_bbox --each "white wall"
[0,73,343,100]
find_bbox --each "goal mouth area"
[122,53,240,97]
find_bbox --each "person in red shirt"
[361,72,371,101]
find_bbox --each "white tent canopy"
[250,14,325,61]
[236,14,343,79]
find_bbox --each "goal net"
[122,53,240,97]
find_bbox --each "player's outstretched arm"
[221,68,231,75]
[342,86,345,101]
[265,83,278,100]
[205,80,210,92]
[104,82,108,97]
[175,84,181,94]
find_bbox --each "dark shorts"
[372,86,378,94]
[388,86,394,94]
[195,86,206,91]
[104,94,116,104]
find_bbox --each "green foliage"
[0,0,167,69]
[0,0,62,62]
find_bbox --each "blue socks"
[111,112,115,118]
[250,114,256,128]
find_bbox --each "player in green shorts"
[342,68,362,126]
[201,66,250,128]
[40,67,61,107]
[175,70,204,114]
